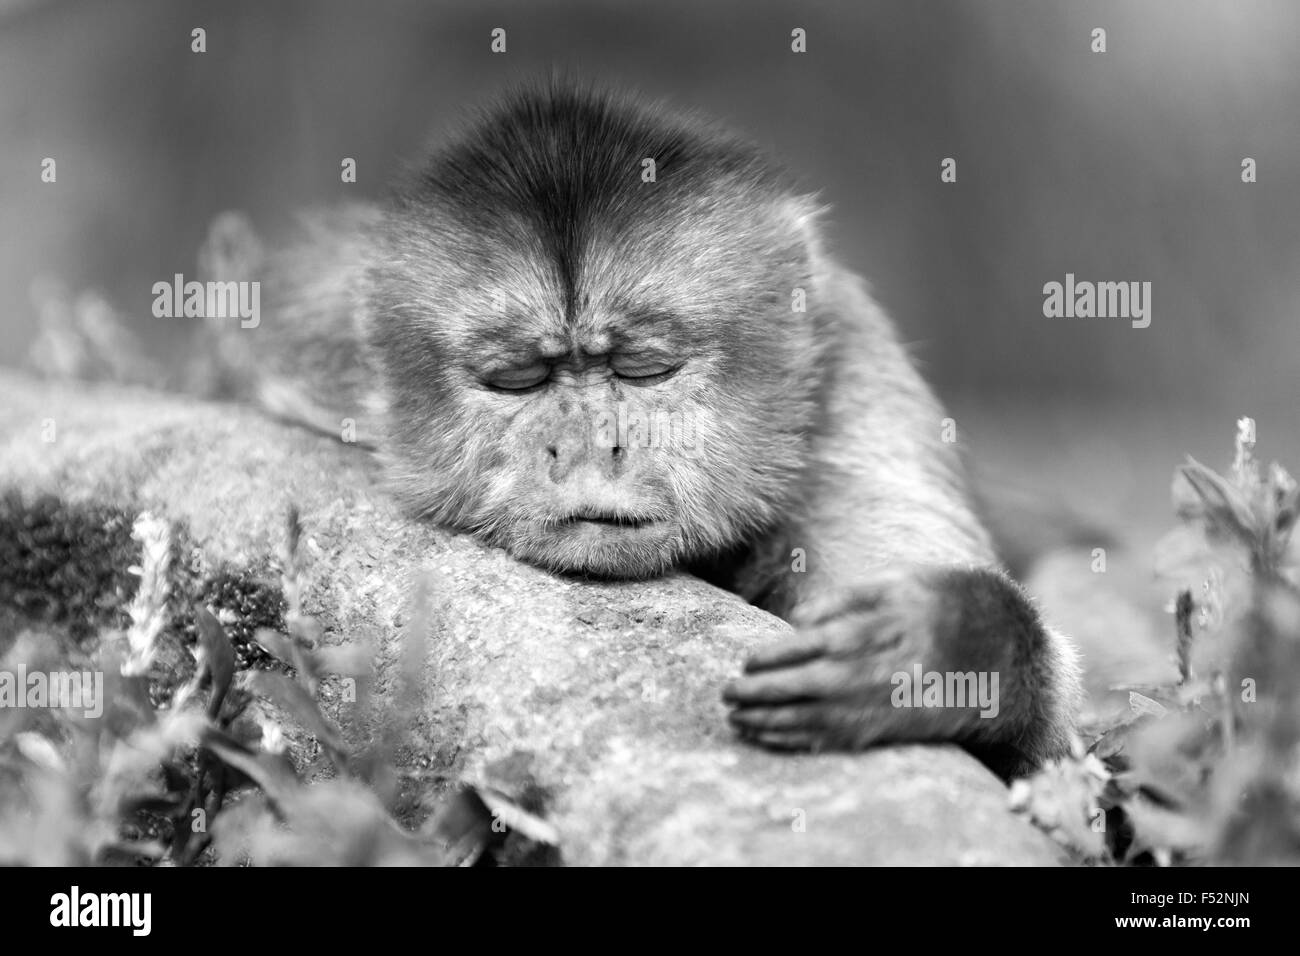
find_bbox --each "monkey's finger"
[740,634,828,672]
[749,617,904,674]
[723,659,849,704]
[821,617,907,659]
[727,703,827,733]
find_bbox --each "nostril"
[547,445,558,459]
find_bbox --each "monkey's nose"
[546,439,622,482]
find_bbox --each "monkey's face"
[368,196,822,579]
[365,87,823,578]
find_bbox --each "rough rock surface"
[0,372,1066,865]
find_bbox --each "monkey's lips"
[558,510,669,545]
[522,508,678,578]
[561,509,658,532]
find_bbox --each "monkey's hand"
[722,568,1075,776]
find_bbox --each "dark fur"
[209,83,1081,779]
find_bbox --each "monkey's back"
[202,203,385,442]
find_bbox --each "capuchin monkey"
[205,83,1081,780]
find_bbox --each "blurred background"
[1,0,1297,569]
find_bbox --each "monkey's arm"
[724,265,1081,779]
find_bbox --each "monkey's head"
[366,85,826,579]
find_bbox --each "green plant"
[0,506,501,866]
[1013,418,1300,865]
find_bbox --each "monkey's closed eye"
[484,365,550,392]
[611,361,682,385]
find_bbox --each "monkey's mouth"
[560,508,658,530]
[515,508,680,579]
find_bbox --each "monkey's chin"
[511,519,680,580]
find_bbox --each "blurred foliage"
[0,504,539,866]
[1013,419,1300,864]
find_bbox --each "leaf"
[251,627,300,666]
[202,729,301,806]
[1175,459,1259,547]
[1128,692,1169,718]
[475,786,562,846]
[195,605,236,719]
[1090,713,1147,761]
[245,671,348,769]
[253,627,323,689]
[14,732,65,773]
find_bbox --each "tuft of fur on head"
[363,82,828,579]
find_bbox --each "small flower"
[122,512,172,677]
[1232,416,1257,487]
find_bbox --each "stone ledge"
[0,372,1066,865]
